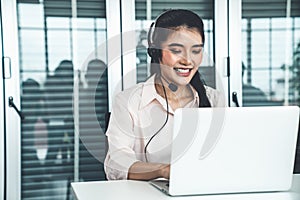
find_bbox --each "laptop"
[150,106,299,196]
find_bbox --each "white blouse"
[104,75,226,180]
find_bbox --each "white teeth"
[174,68,190,73]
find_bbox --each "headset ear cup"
[147,47,155,58]
[147,47,161,62]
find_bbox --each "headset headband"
[147,22,156,47]
[147,9,171,47]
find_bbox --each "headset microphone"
[168,83,178,92]
[161,75,178,92]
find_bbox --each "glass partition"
[241,0,300,107]
[17,0,108,199]
[241,0,300,172]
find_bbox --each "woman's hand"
[128,162,170,180]
[159,164,170,179]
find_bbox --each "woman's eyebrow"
[168,43,204,48]
[168,43,184,47]
[193,44,204,48]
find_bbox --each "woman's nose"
[180,52,192,65]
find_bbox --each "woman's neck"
[155,76,194,110]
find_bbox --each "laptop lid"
[169,106,299,196]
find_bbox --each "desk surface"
[71,174,300,200]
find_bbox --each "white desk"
[71,174,300,200]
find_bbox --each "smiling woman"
[104,9,226,181]
[160,29,204,89]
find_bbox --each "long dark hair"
[148,9,211,107]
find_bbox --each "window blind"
[78,60,108,182]
[241,0,299,106]
[21,72,76,199]
[17,0,106,18]
[21,63,109,200]
[242,0,300,18]
[17,0,39,3]
[17,0,107,18]
[135,0,214,20]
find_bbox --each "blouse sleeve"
[104,92,139,180]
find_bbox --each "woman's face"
[160,28,203,87]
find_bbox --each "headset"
[147,9,172,62]
[147,22,159,59]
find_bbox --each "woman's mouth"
[174,67,193,77]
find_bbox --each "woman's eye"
[170,49,181,54]
[192,49,202,54]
